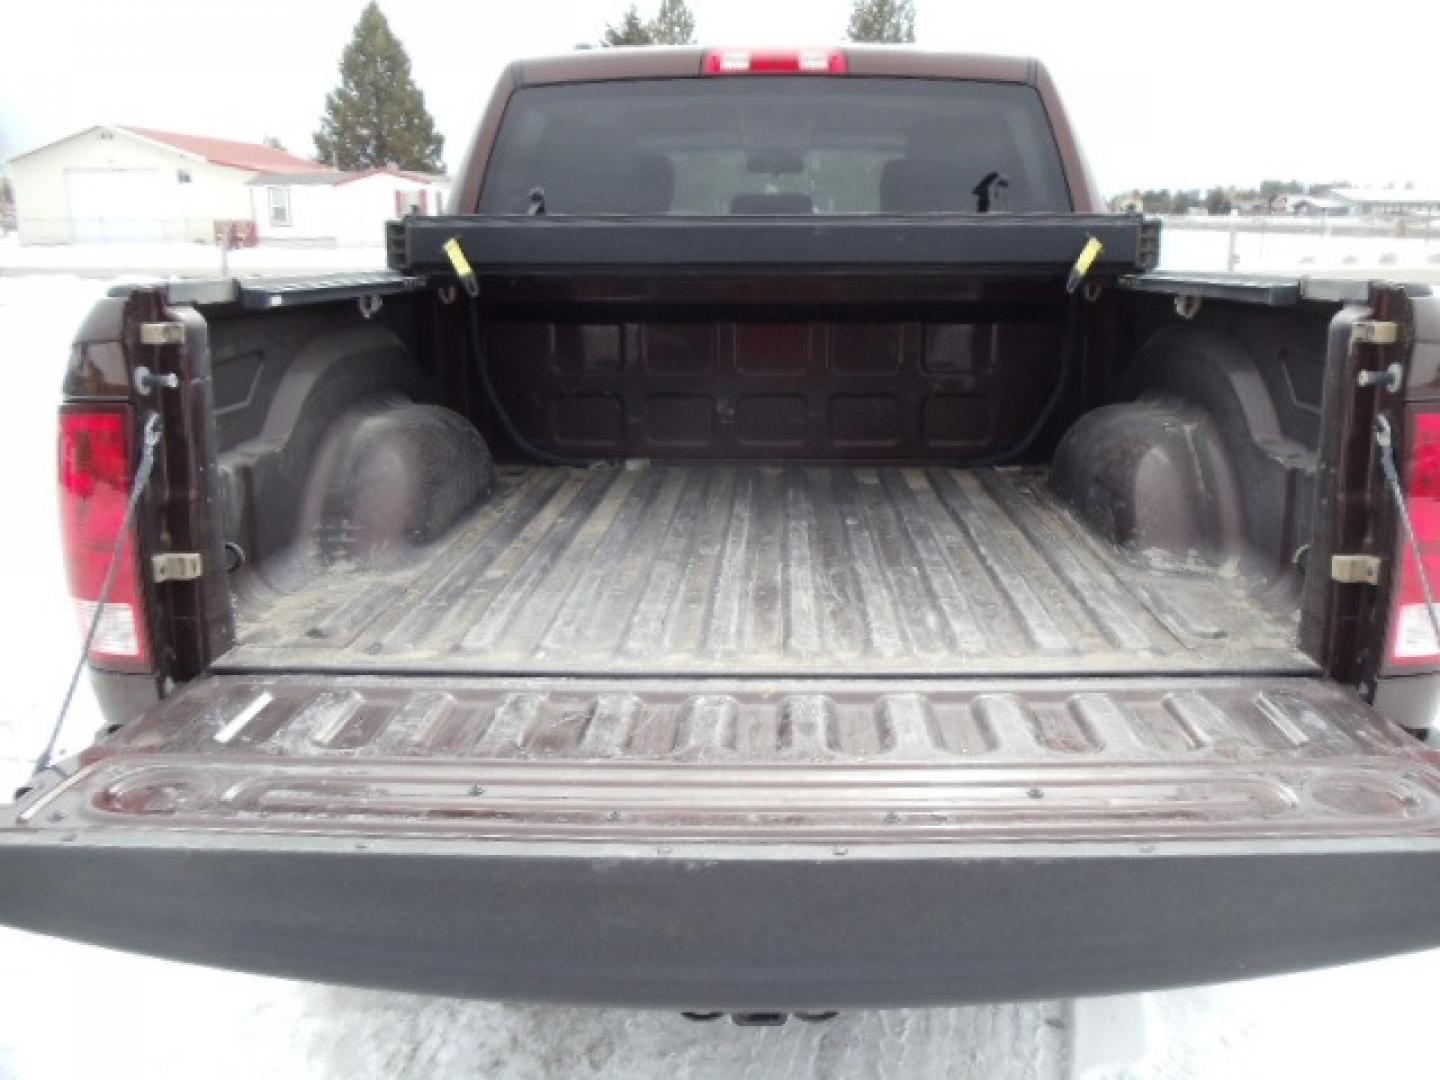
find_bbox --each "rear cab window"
[479,78,1072,216]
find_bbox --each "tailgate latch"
[152,552,203,583]
[1331,554,1382,585]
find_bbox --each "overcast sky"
[2,0,1437,194]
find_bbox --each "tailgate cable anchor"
[135,321,184,396]
[32,412,164,778]
[1357,363,1402,393]
[1375,414,1440,649]
[132,366,179,396]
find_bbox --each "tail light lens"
[703,49,848,75]
[1387,409,1440,667]
[58,407,150,669]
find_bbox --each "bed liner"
[220,465,1312,678]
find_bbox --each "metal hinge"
[138,322,186,346]
[1331,554,1382,585]
[152,552,203,583]
[1353,320,1400,346]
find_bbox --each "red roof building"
[6,124,333,244]
[119,127,330,174]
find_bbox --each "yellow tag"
[442,238,474,278]
[1074,236,1103,277]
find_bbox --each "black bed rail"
[386,212,1161,278]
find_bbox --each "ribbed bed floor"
[221,465,1313,677]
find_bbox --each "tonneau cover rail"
[386,212,1161,278]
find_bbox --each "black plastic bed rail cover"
[386,212,1161,276]
[109,273,429,311]
[1120,272,1306,307]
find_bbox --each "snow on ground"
[1,271,1439,1079]
[0,233,384,278]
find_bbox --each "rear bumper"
[4,830,1440,1008]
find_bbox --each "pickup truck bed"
[225,464,1310,678]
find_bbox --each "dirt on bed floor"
[222,464,1311,678]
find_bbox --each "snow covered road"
[0,274,1437,1080]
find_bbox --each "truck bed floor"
[219,465,1312,678]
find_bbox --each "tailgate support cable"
[33,412,164,778]
[1375,414,1440,651]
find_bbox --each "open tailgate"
[3,672,1440,1008]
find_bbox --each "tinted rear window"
[479,78,1071,216]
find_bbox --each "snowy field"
[0,233,385,278]
[2,273,1440,1079]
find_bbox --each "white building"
[1270,194,1352,217]
[6,125,331,244]
[248,168,450,246]
[1330,187,1440,219]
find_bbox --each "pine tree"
[649,0,696,45]
[314,2,444,173]
[601,6,654,46]
[845,0,916,43]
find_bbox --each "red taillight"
[58,407,149,669]
[1388,410,1440,666]
[703,49,848,75]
